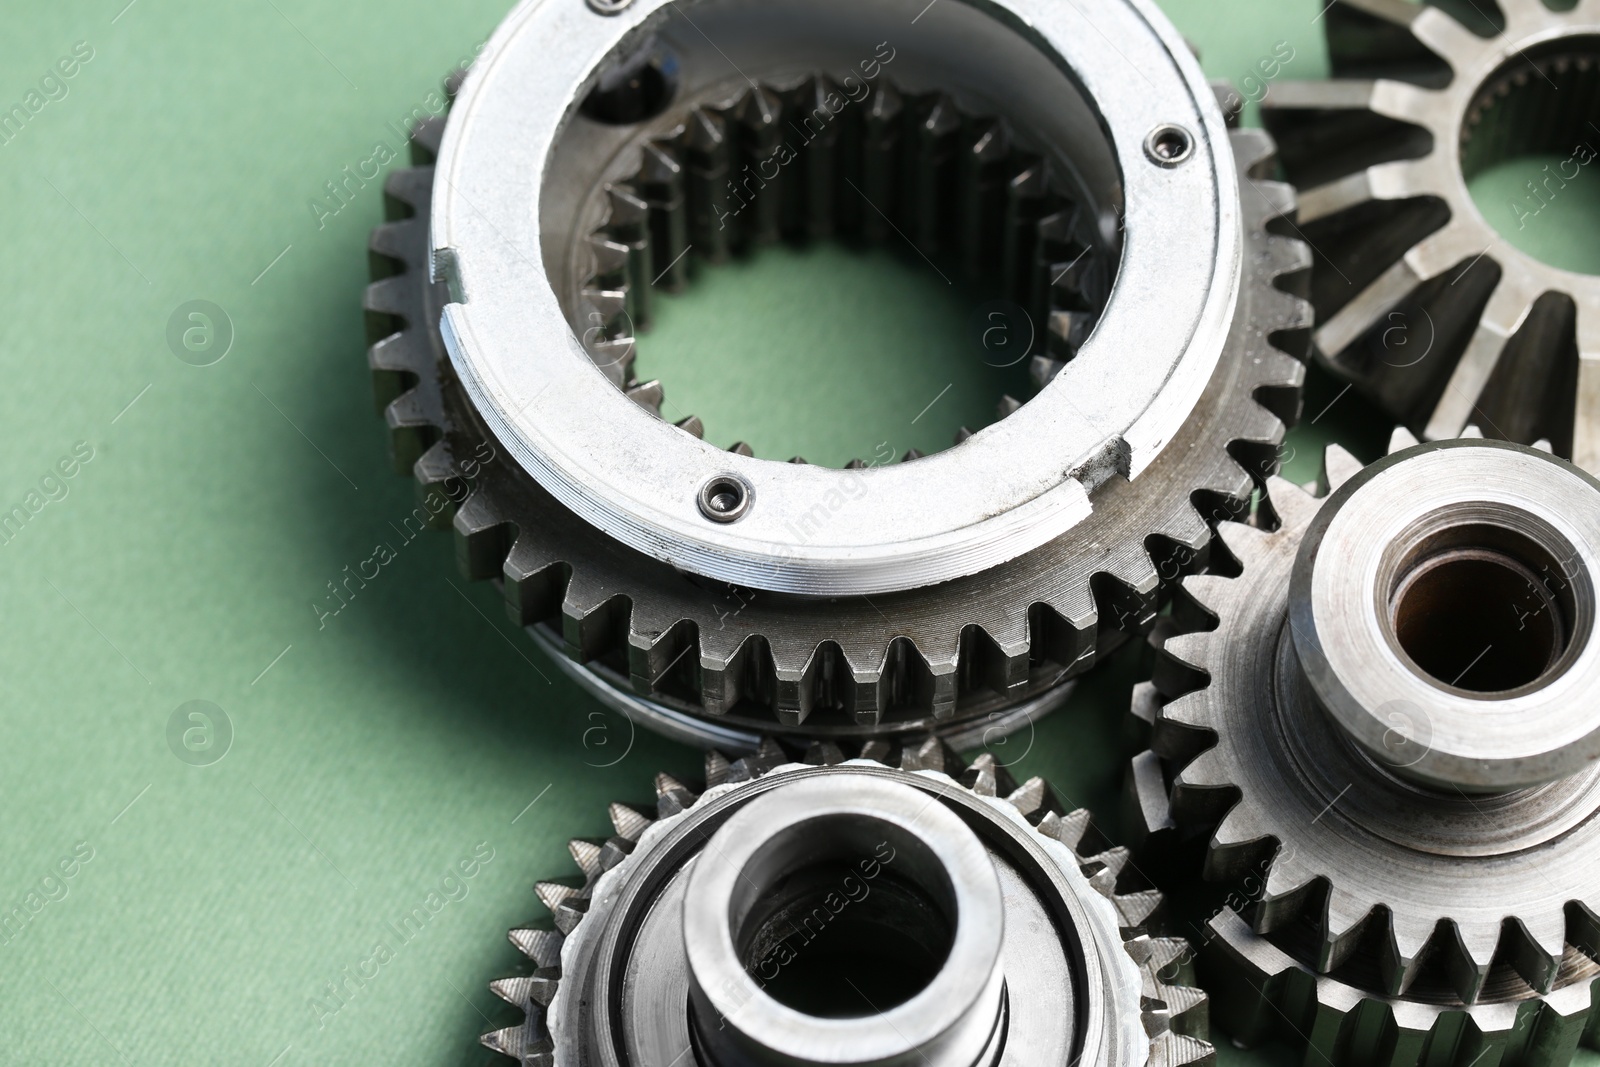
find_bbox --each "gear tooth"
[653,773,701,816]
[952,426,973,445]
[1147,1030,1214,1066]
[1115,888,1165,930]
[803,741,847,766]
[727,441,755,457]
[1504,914,1566,995]
[1319,443,1364,493]
[625,380,664,415]
[1204,805,1273,878]
[1377,912,1435,996]
[488,976,535,1010]
[755,736,788,767]
[1263,475,1321,531]
[1083,845,1131,886]
[674,414,705,439]
[1039,807,1093,852]
[844,458,867,470]
[454,490,515,580]
[560,579,630,663]
[961,752,1019,797]
[1568,899,1600,961]
[1213,520,1274,570]
[534,880,580,913]
[1443,919,1497,1004]
[1533,437,1554,453]
[1030,354,1067,389]
[1130,680,1162,729]
[900,736,960,775]
[480,1023,531,1059]
[1005,775,1057,819]
[901,448,924,463]
[567,839,603,879]
[608,802,653,842]
[1318,894,1374,973]
[1388,425,1421,454]
[627,616,699,697]
[996,394,1023,419]
[508,926,563,968]
[857,739,893,766]
[704,749,734,788]
[1460,423,1485,440]
[1254,852,1319,931]
[1092,551,1162,638]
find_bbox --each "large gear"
[1127,432,1600,1066]
[1261,0,1600,470]
[481,739,1214,1066]
[365,10,1310,747]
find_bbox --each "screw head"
[1144,124,1194,168]
[698,474,753,523]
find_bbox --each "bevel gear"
[482,739,1214,1066]
[1128,431,1600,1066]
[365,0,1310,749]
[1261,0,1600,470]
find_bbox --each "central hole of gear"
[573,71,1113,468]
[1389,526,1572,694]
[732,818,956,1019]
[1461,38,1600,275]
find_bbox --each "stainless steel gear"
[365,0,1311,748]
[481,739,1214,1066]
[1127,431,1600,1066]
[1261,0,1600,470]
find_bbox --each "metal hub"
[1263,0,1600,470]
[1128,432,1600,1065]
[480,740,1215,1066]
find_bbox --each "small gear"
[1261,0,1600,470]
[482,739,1214,1066]
[365,5,1311,747]
[1128,431,1600,1066]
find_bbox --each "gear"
[481,739,1214,1066]
[1127,431,1600,1065]
[1261,0,1600,470]
[365,0,1310,747]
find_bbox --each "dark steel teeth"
[576,76,1111,456]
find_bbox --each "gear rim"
[481,738,1215,1066]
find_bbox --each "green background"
[0,1,1590,1064]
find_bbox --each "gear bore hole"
[1461,38,1600,274]
[1388,523,1576,694]
[733,818,955,1018]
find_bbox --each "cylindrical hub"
[682,776,1006,1067]
[1289,439,1600,792]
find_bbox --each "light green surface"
[0,2,1591,1065]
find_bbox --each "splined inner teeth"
[575,75,1112,463]
[1460,42,1600,181]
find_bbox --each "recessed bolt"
[698,474,753,523]
[1144,123,1194,167]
